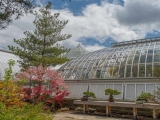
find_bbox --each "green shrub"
[0,102,53,120]
[137,92,152,102]
[105,88,121,100]
[83,91,96,98]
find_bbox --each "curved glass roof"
[64,44,88,59]
[60,37,160,80]
[0,49,20,80]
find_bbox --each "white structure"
[60,37,160,100]
[0,49,20,80]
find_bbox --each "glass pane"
[113,66,119,78]
[126,65,131,77]
[140,55,146,63]
[96,70,101,78]
[108,66,114,77]
[146,55,152,63]
[101,67,108,78]
[139,64,145,77]
[119,64,125,78]
[127,49,136,64]
[148,49,153,54]
[154,49,160,62]
[133,55,139,63]
[132,64,138,77]
[154,55,160,63]
[136,50,141,54]
[153,64,160,77]
[146,64,152,77]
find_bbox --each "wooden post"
[109,106,111,114]
[135,107,137,119]
[106,106,109,117]
[153,108,156,120]
[133,107,137,120]
[83,104,86,114]
[86,105,89,113]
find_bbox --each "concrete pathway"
[53,112,132,120]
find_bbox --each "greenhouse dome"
[0,49,20,80]
[60,37,160,80]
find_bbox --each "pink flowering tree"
[15,66,69,106]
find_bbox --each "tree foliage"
[0,103,52,120]
[105,88,121,100]
[8,2,71,69]
[0,59,24,108]
[16,66,69,105]
[83,91,96,98]
[0,81,24,108]
[0,0,32,29]
[4,59,15,81]
[136,92,152,102]
[154,66,160,78]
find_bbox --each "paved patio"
[53,112,132,120]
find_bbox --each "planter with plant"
[81,91,96,101]
[136,92,152,104]
[105,88,121,102]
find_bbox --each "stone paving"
[53,112,132,120]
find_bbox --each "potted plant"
[81,91,96,101]
[136,92,152,104]
[105,88,121,102]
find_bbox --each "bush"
[16,66,70,106]
[0,81,24,107]
[0,102,52,120]
[105,88,121,100]
[83,91,96,98]
[137,92,152,102]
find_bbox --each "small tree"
[83,91,96,98]
[16,66,69,106]
[8,2,71,70]
[105,88,121,102]
[136,92,152,102]
[0,59,24,108]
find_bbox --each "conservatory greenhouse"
[1,37,160,101]
[60,37,160,100]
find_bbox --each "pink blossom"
[16,65,69,104]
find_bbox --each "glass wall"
[61,40,160,80]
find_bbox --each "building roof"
[111,37,160,47]
[60,37,160,80]
[65,43,88,59]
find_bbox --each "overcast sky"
[1,0,160,51]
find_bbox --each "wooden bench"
[73,100,160,120]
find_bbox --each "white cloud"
[1,0,160,51]
[0,14,35,49]
[118,0,160,25]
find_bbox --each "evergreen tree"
[8,2,71,69]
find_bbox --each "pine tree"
[8,2,71,69]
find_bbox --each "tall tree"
[8,2,71,69]
[0,0,32,29]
